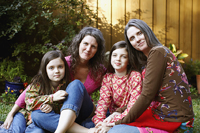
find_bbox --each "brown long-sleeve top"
[115,46,194,125]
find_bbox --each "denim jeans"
[108,124,140,133]
[31,80,94,132]
[0,112,45,133]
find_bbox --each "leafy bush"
[0,58,27,82]
[0,0,97,78]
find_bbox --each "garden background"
[0,0,200,132]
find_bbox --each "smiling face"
[79,35,98,63]
[111,48,129,76]
[127,26,151,56]
[46,57,65,87]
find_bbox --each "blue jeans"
[31,80,94,132]
[0,112,45,133]
[108,125,140,133]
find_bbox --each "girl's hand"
[53,90,68,101]
[103,112,121,123]
[40,104,52,113]
[3,113,13,129]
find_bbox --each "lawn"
[0,97,200,132]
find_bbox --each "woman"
[66,26,106,96]
[107,19,194,133]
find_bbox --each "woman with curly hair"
[66,26,106,96]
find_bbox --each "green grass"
[0,98,200,132]
[0,103,13,122]
[192,97,200,133]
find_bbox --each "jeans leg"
[108,125,140,133]
[31,110,59,132]
[32,80,94,132]
[61,80,94,124]
[0,112,26,133]
[25,122,46,133]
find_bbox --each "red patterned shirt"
[92,71,142,125]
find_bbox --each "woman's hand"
[103,112,121,123]
[3,113,14,129]
[94,122,112,133]
[40,104,52,113]
[53,90,68,101]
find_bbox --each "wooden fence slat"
[140,0,153,29]
[97,0,112,51]
[153,0,166,46]
[111,0,126,46]
[166,0,179,48]
[125,0,140,24]
[192,0,200,60]
[180,0,192,61]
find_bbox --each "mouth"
[115,63,121,66]
[138,41,144,46]
[54,75,60,78]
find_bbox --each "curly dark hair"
[67,26,106,81]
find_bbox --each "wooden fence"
[85,0,200,61]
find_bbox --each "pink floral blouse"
[92,71,142,125]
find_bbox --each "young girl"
[25,50,95,133]
[91,41,142,133]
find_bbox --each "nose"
[116,55,120,61]
[135,36,140,42]
[55,67,59,73]
[86,45,91,51]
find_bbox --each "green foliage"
[91,89,100,105]
[168,43,188,63]
[0,58,27,82]
[183,59,200,81]
[190,85,198,96]
[0,0,97,79]
[0,102,13,121]
[192,98,200,133]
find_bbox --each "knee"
[66,80,85,93]
[31,110,44,123]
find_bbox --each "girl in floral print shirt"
[25,50,96,133]
[90,41,142,133]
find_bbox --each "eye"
[112,53,117,57]
[49,66,54,70]
[129,36,135,41]
[138,31,143,35]
[58,65,63,69]
[122,55,127,58]
[91,45,97,49]
[83,42,88,45]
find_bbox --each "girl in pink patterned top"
[91,41,142,133]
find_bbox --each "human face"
[79,35,98,63]
[111,48,129,76]
[127,26,150,56]
[46,57,65,87]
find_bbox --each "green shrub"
[0,0,97,78]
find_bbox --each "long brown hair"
[30,50,71,95]
[124,19,162,72]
